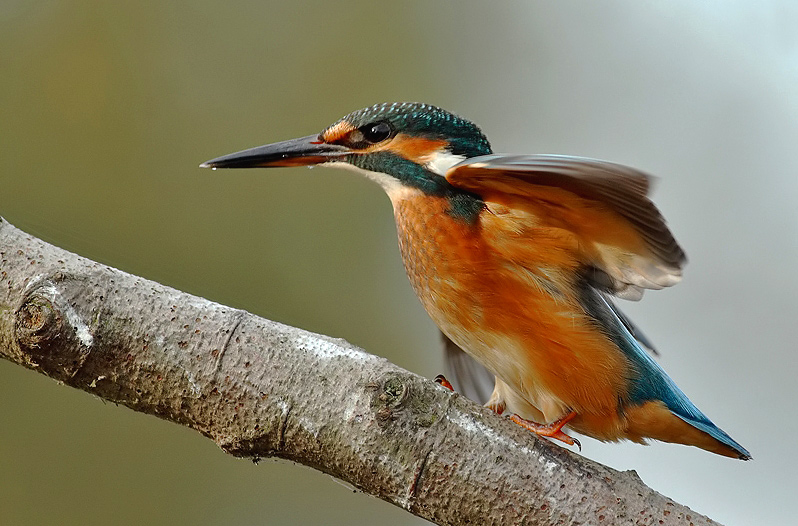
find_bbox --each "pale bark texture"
[0,217,721,526]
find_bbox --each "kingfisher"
[201,102,751,460]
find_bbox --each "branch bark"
[0,217,721,526]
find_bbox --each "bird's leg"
[485,400,505,415]
[437,374,580,450]
[509,411,581,450]
[434,374,454,391]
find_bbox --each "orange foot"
[434,374,454,391]
[509,411,581,451]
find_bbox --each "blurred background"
[1,2,796,525]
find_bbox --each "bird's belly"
[392,194,628,427]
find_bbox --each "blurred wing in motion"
[446,154,686,301]
[441,331,494,404]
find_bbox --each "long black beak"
[200,134,350,169]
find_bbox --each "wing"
[441,331,494,404]
[602,292,659,355]
[446,154,687,300]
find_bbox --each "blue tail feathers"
[582,288,751,460]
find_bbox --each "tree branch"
[0,217,721,526]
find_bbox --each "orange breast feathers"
[390,191,633,438]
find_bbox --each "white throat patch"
[323,161,421,203]
[324,161,404,193]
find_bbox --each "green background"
[2,2,796,525]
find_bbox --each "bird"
[201,102,751,460]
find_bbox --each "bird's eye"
[360,121,392,143]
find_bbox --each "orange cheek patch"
[320,121,356,143]
[374,133,448,164]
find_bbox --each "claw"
[434,374,454,391]
[508,411,580,449]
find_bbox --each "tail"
[676,411,752,460]
[625,400,751,460]
[620,338,752,460]
[583,289,751,460]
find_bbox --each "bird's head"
[201,102,492,195]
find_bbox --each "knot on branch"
[372,374,409,422]
[16,295,62,347]
[370,374,446,430]
[14,275,93,379]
